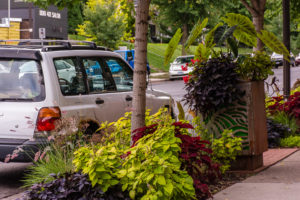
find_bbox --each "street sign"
[39,28,46,39]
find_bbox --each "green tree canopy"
[76,0,125,49]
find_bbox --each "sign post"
[39,28,46,45]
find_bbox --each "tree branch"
[240,0,257,16]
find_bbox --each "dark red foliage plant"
[267,92,300,119]
[132,121,221,200]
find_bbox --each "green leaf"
[177,101,185,121]
[184,18,208,51]
[122,183,128,191]
[257,30,290,61]
[214,25,237,46]
[146,174,154,182]
[221,13,257,47]
[205,22,223,49]
[233,29,257,47]
[157,175,166,185]
[164,28,182,66]
[221,13,256,37]
[227,37,238,58]
[96,165,106,172]
[101,173,112,179]
[118,169,127,178]
[129,190,136,199]
[164,183,174,195]
[194,43,211,61]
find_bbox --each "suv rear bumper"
[0,138,48,162]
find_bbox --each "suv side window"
[104,57,133,91]
[82,58,116,93]
[53,58,86,95]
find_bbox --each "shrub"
[235,51,274,81]
[267,118,292,148]
[267,92,300,120]
[184,55,244,117]
[120,119,196,200]
[280,136,300,148]
[73,143,123,192]
[130,120,221,200]
[271,112,299,135]
[21,172,130,200]
[211,129,243,173]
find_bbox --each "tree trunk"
[240,0,266,51]
[181,23,188,55]
[131,0,151,139]
[253,14,264,51]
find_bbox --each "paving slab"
[214,150,300,200]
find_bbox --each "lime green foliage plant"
[73,143,123,192]
[119,116,195,200]
[235,51,274,81]
[73,109,197,200]
[211,129,243,173]
[280,136,300,147]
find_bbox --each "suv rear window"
[0,59,45,101]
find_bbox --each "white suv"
[0,40,174,162]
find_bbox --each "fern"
[257,30,290,61]
[184,18,208,51]
[205,22,223,49]
[164,28,182,66]
[221,13,257,47]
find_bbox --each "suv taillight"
[36,107,61,131]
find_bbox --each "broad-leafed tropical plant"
[164,28,182,65]
[184,18,208,51]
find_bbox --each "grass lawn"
[147,43,252,72]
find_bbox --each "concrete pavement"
[214,149,300,200]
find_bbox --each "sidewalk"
[214,148,300,200]
[149,72,169,82]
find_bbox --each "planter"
[205,80,268,170]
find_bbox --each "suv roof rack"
[0,39,112,52]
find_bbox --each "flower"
[183,75,190,83]
[181,65,188,71]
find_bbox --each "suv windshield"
[0,59,44,101]
[173,56,194,64]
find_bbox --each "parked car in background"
[114,49,150,74]
[296,54,300,66]
[271,52,295,68]
[169,55,194,80]
[0,40,174,162]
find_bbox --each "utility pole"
[29,2,33,39]
[282,0,290,99]
[7,0,10,39]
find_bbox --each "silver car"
[169,55,194,80]
[0,40,174,162]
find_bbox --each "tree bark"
[181,23,188,55]
[240,0,266,51]
[131,0,151,138]
[253,14,264,51]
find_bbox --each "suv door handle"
[95,98,104,104]
[125,95,133,101]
